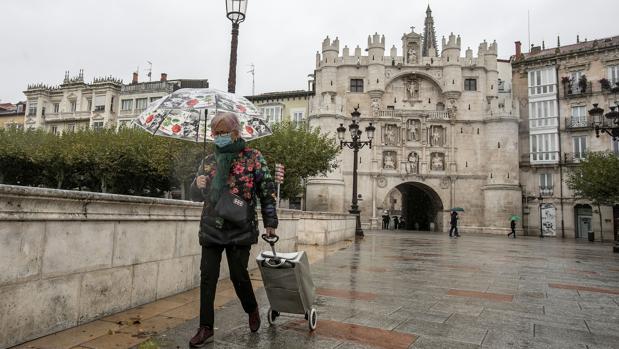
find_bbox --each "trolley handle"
[261,233,279,257]
[261,233,279,245]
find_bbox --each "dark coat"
[450,212,458,226]
[190,147,278,246]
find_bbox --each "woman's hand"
[265,227,276,237]
[196,175,207,189]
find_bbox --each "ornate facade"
[306,7,521,234]
[512,36,619,241]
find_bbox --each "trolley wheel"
[267,308,279,325]
[308,308,317,331]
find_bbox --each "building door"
[574,204,592,239]
[541,203,556,237]
[614,205,619,243]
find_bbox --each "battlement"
[92,76,123,85]
[368,32,385,49]
[442,32,461,50]
[487,40,498,55]
[26,83,55,91]
[322,36,340,53]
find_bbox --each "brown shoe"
[189,326,214,347]
[249,307,261,332]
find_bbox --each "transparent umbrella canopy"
[133,88,271,143]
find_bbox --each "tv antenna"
[147,61,153,82]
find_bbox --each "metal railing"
[375,109,449,119]
[565,117,590,129]
[539,186,554,197]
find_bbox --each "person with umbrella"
[508,215,520,239]
[188,111,278,346]
[449,208,463,238]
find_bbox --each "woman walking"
[189,112,278,347]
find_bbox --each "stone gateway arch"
[305,7,521,235]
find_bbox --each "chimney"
[160,73,168,82]
[515,41,522,58]
[132,72,138,84]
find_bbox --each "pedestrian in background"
[382,211,390,229]
[449,211,460,238]
[189,112,279,347]
[508,219,516,238]
[393,216,400,230]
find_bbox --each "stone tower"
[422,5,438,57]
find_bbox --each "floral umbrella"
[132,88,271,142]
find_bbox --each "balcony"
[564,152,587,164]
[528,151,560,165]
[563,81,593,99]
[539,186,554,197]
[565,117,591,130]
[375,109,449,120]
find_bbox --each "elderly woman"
[189,112,278,347]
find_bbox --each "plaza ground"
[15,230,619,349]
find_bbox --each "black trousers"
[199,245,257,327]
[449,225,458,236]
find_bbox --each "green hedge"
[0,128,204,198]
[0,123,340,199]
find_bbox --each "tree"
[251,122,340,199]
[567,152,619,240]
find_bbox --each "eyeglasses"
[212,131,232,137]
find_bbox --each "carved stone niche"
[383,151,397,170]
[430,152,445,171]
[382,124,401,146]
[428,125,446,147]
[405,151,419,174]
[406,119,421,141]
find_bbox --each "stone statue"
[407,152,418,174]
[431,127,441,146]
[407,47,417,64]
[384,152,396,169]
[371,99,380,114]
[431,153,444,171]
[385,125,397,145]
[409,122,418,141]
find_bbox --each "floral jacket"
[190,147,278,245]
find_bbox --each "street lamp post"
[225,0,248,93]
[588,103,619,252]
[337,107,375,237]
[538,194,544,239]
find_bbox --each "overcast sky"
[1,0,617,103]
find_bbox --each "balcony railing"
[564,152,587,164]
[563,81,593,98]
[529,151,560,164]
[375,109,449,120]
[565,117,591,129]
[539,186,554,197]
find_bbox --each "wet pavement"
[16,231,619,348]
[148,231,619,349]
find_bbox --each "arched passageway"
[383,182,444,231]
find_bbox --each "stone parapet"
[0,185,355,348]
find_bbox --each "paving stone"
[23,231,619,349]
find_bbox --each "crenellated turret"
[367,33,386,94]
[321,36,340,65]
[367,32,386,62]
[320,36,339,94]
[342,45,350,58]
[484,40,498,98]
[315,51,321,68]
[390,45,397,58]
[441,32,462,94]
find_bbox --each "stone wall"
[0,185,355,348]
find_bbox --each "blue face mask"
[214,134,233,148]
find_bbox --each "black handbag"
[214,190,249,228]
